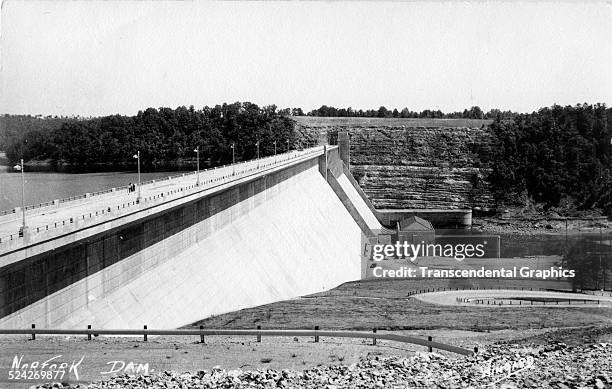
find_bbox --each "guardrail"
[0,147,327,247]
[24,200,55,210]
[0,325,475,356]
[0,209,17,217]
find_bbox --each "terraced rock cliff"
[294,117,496,210]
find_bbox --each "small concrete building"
[396,215,435,244]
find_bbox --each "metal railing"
[0,209,16,217]
[0,147,326,217]
[24,200,55,210]
[0,325,475,356]
[0,147,327,247]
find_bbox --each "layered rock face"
[294,117,496,210]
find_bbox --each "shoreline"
[472,216,611,236]
[0,160,198,174]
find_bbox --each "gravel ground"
[32,342,611,388]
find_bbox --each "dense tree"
[377,106,389,118]
[3,102,295,172]
[306,105,511,119]
[3,102,610,215]
[291,108,304,116]
[0,115,75,156]
[488,103,611,213]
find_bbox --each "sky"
[1,1,611,117]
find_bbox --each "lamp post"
[600,226,603,291]
[273,141,277,163]
[255,139,260,168]
[133,151,141,203]
[286,139,290,152]
[231,143,236,175]
[17,138,28,236]
[13,160,27,235]
[20,159,26,230]
[194,146,200,186]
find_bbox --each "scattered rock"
[33,343,612,389]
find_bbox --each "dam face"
[0,146,377,329]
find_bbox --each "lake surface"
[437,228,610,258]
[0,170,188,211]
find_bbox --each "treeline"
[305,105,517,120]
[488,103,612,213]
[0,115,75,152]
[2,102,611,213]
[3,103,296,171]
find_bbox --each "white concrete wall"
[0,164,364,329]
[336,173,382,232]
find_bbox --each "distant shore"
[0,159,200,173]
[472,215,610,235]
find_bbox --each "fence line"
[455,297,600,305]
[401,286,606,305]
[404,286,610,296]
[0,326,475,356]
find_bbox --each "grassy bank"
[187,277,611,332]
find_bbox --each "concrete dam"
[0,145,382,329]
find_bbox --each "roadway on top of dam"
[0,146,326,254]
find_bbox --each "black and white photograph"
[0,1,611,388]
